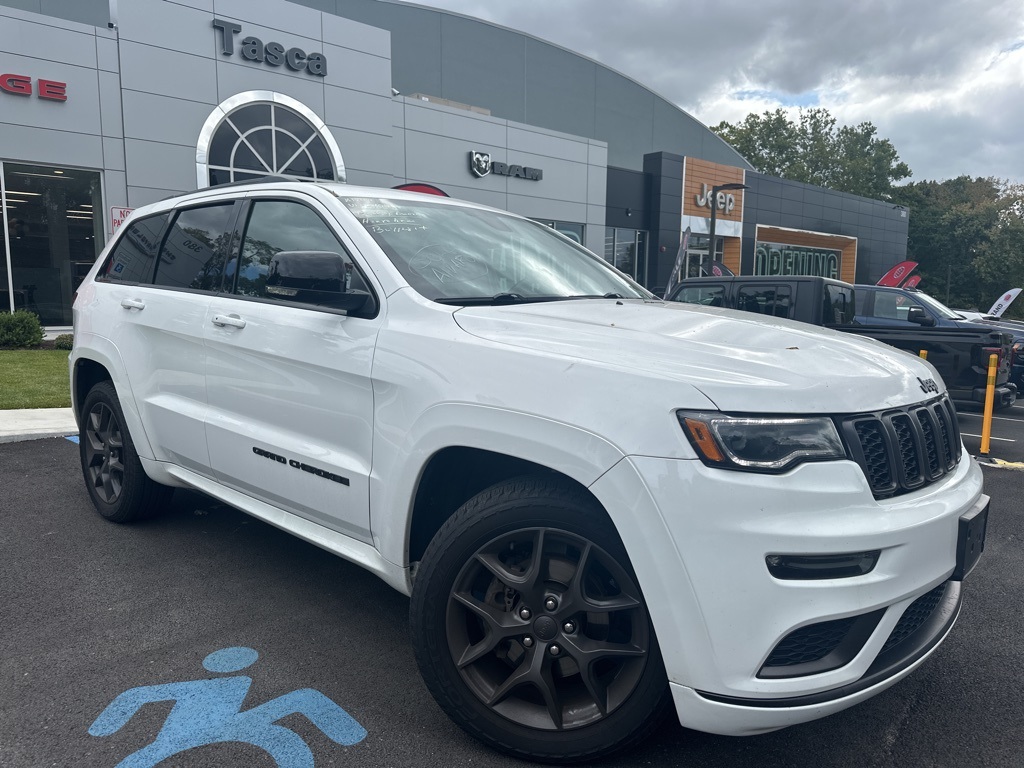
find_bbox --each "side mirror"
[906,306,936,326]
[266,250,369,312]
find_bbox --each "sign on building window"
[755,242,841,279]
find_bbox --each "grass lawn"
[0,350,71,409]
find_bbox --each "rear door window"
[99,214,169,283]
[737,285,793,318]
[153,203,236,291]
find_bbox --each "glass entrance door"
[1,162,103,325]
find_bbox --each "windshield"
[911,291,962,320]
[340,197,651,304]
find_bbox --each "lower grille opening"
[759,610,884,679]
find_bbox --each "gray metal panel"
[97,69,122,137]
[119,40,217,104]
[323,84,391,136]
[322,6,391,58]
[0,123,103,167]
[96,34,118,72]
[0,53,101,134]
[506,194,586,224]
[653,98,712,158]
[403,130,506,192]
[323,124,393,176]
[321,42,390,96]
[0,12,97,67]
[289,0,336,13]
[122,91,217,147]
[507,126,588,164]
[128,185,187,208]
[344,169,396,188]
[499,151,589,205]
[39,0,107,26]
[588,142,608,168]
[587,164,607,208]
[213,0,322,40]
[170,0,214,11]
[402,100,507,146]
[0,1,42,14]
[217,60,326,116]
[102,137,125,171]
[440,14,524,121]
[595,67,654,170]
[332,0,439,95]
[118,0,213,58]
[523,37,596,139]
[390,126,405,180]
[124,138,198,192]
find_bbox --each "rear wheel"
[79,381,171,522]
[411,476,670,763]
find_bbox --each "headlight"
[677,411,846,472]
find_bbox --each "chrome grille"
[840,396,961,499]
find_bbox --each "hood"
[453,300,940,413]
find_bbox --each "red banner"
[876,260,918,286]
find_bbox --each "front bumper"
[589,451,986,736]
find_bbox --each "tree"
[889,177,1024,317]
[711,108,912,198]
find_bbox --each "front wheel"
[79,381,171,523]
[410,476,670,763]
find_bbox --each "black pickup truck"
[668,275,1017,410]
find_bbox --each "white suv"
[71,180,988,763]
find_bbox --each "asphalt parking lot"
[1,426,1022,768]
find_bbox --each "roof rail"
[159,175,337,200]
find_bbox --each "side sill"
[161,463,412,596]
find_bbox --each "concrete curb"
[0,408,77,444]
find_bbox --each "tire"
[79,381,171,523]
[410,475,671,763]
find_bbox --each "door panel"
[204,197,379,540]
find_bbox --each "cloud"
[406,0,1024,183]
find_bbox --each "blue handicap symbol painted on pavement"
[88,647,367,767]
[65,435,80,444]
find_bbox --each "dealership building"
[0,0,909,327]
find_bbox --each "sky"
[406,0,1024,186]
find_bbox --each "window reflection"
[1,163,102,325]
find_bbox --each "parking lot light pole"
[707,182,748,272]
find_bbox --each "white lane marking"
[957,413,1024,423]
[960,433,1015,442]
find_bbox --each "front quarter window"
[340,197,650,304]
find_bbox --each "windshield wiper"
[435,293,530,306]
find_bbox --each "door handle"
[120,298,145,310]
[212,313,247,329]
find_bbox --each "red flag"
[902,275,921,289]
[876,260,918,286]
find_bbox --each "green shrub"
[53,333,75,350]
[0,310,44,348]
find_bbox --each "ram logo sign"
[468,151,543,181]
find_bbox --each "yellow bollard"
[980,353,998,455]
[919,350,927,360]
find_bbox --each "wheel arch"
[71,343,154,459]
[370,402,627,583]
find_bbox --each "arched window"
[196,92,346,188]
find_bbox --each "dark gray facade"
[740,173,909,284]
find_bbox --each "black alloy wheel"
[82,399,126,505]
[411,476,669,763]
[79,381,171,523]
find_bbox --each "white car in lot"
[71,180,988,763]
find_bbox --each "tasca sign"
[212,19,327,77]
